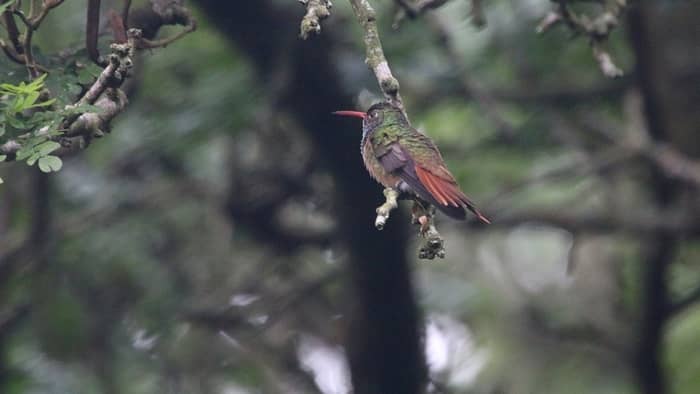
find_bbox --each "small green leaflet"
[38,156,62,173]
[0,1,16,15]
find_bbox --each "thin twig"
[540,0,626,77]
[135,3,196,49]
[122,0,132,28]
[86,0,107,66]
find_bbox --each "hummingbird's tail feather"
[415,166,490,224]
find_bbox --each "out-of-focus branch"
[670,286,700,317]
[539,0,626,77]
[1,2,23,54]
[471,209,700,237]
[122,0,132,27]
[299,0,332,39]
[426,12,518,139]
[8,0,65,76]
[86,0,107,65]
[134,1,196,49]
[392,0,449,27]
[578,113,700,188]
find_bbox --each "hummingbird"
[333,102,490,223]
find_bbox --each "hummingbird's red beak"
[332,110,366,119]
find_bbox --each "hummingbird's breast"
[362,138,401,189]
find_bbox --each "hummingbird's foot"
[412,201,446,260]
[375,187,400,230]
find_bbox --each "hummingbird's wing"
[376,141,490,223]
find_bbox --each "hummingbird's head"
[333,101,406,135]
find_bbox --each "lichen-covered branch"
[1,1,197,160]
[299,0,332,39]
[348,0,404,111]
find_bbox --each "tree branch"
[2,1,197,160]
[86,0,107,66]
[299,0,332,39]
[348,0,404,111]
[539,0,626,77]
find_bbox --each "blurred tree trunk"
[627,2,700,394]
[195,2,428,393]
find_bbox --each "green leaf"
[26,73,48,91]
[15,145,33,161]
[0,155,6,162]
[38,155,62,173]
[6,115,26,129]
[0,1,16,15]
[27,152,41,166]
[28,98,56,109]
[22,91,40,108]
[35,140,61,156]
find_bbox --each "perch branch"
[298,0,332,39]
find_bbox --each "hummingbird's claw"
[413,201,445,259]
